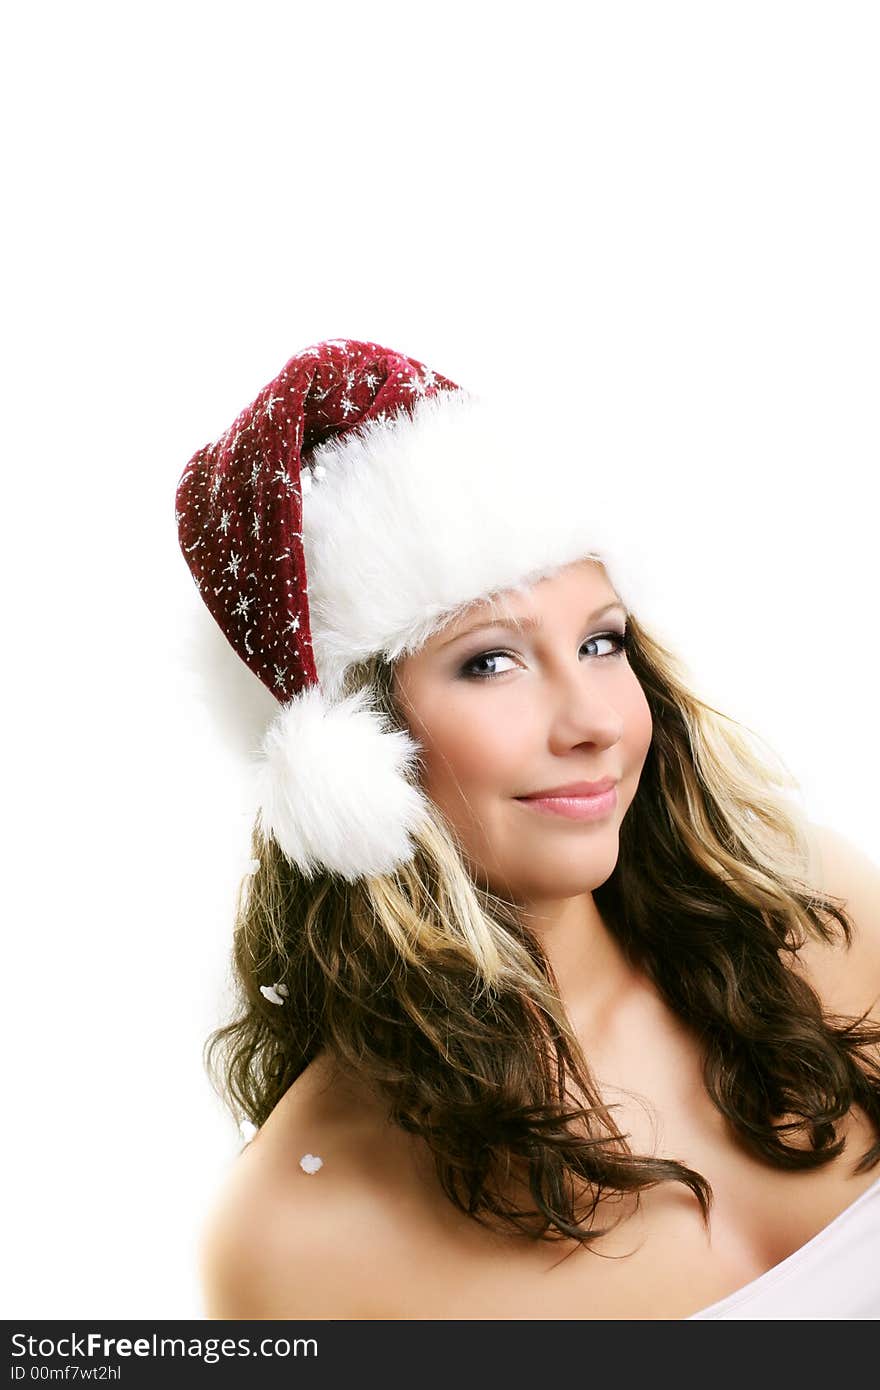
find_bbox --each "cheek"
[622,680,654,771]
[412,693,520,800]
[428,712,514,793]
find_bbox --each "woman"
[177,338,880,1320]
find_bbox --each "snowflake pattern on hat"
[175,340,460,703]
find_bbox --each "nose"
[545,668,624,753]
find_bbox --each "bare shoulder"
[199,1051,410,1320]
[793,820,880,1024]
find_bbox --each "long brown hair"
[204,612,880,1245]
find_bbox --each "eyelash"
[459,629,629,681]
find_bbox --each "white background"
[3,0,878,1318]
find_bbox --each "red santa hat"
[176,338,653,882]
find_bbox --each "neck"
[517,891,643,1043]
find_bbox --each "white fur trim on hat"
[253,683,431,882]
[302,388,659,702]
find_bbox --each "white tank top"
[687,1171,880,1319]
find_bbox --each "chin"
[514,850,621,899]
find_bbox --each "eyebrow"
[437,599,627,649]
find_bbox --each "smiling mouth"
[514,786,618,822]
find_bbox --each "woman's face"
[392,559,653,907]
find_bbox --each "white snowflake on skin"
[219,509,232,535]
[232,592,254,619]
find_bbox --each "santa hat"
[175,338,655,883]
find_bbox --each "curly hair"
[204,611,880,1247]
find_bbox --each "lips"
[514,780,619,822]
[517,776,618,799]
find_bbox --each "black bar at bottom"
[1,1317,846,1386]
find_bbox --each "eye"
[583,632,625,658]
[459,629,627,681]
[460,650,519,679]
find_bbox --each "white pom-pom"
[299,1153,323,1174]
[253,684,430,882]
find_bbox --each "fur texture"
[253,683,430,881]
[303,388,659,701]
